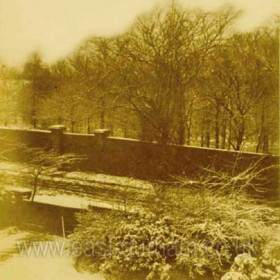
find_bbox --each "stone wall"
[0,126,278,197]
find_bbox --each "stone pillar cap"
[49,125,66,131]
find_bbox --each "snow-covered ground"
[0,161,153,189]
[33,191,126,210]
[0,227,104,280]
[0,161,153,211]
[0,161,154,279]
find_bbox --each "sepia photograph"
[0,0,279,279]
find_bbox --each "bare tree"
[209,29,278,151]
[20,52,53,128]
[24,148,86,201]
[113,3,238,144]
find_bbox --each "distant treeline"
[0,3,278,154]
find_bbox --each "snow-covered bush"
[100,212,179,280]
[222,238,280,280]
[70,169,278,280]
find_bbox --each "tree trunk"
[263,129,269,153]
[206,132,210,148]
[71,121,75,133]
[100,97,105,129]
[227,117,232,150]
[256,131,262,153]
[87,116,91,134]
[124,125,128,138]
[206,121,211,147]
[31,177,38,202]
[160,126,169,145]
[177,119,185,145]
[256,104,265,153]
[109,123,114,136]
[235,120,245,151]
[32,117,37,128]
[201,133,204,147]
[221,119,226,149]
[186,109,192,145]
[100,111,105,128]
[186,125,191,145]
[215,103,220,148]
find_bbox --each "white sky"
[0,0,279,66]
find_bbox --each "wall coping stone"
[49,125,66,132]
